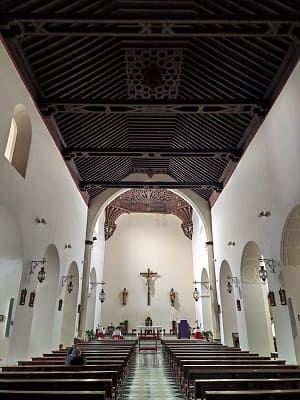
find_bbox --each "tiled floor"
[121,345,185,399]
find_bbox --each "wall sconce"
[227,276,239,293]
[64,244,72,249]
[62,275,73,293]
[35,217,47,224]
[85,237,97,246]
[193,280,210,301]
[30,258,46,283]
[89,281,106,302]
[227,241,235,246]
[258,258,276,282]
[258,211,271,218]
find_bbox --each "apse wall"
[211,60,300,363]
[0,40,87,361]
[101,213,195,332]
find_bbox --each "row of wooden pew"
[162,339,300,399]
[0,339,137,399]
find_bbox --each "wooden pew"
[195,378,300,400]
[0,390,106,399]
[0,378,113,399]
[205,389,300,399]
[183,365,300,398]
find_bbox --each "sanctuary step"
[121,344,184,399]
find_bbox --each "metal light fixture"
[258,211,271,218]
[227,276,239,293]
[193,280,210,301]
[35,217,47,224]
[62,275,73,293]
[227,241,235,246]
[89,281,106,302]
[258,258,276,282]
[30,258,46,283]
[193,287,200,302]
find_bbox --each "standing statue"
[122,288,128,305]
[169,288,176,307]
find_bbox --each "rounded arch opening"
[60,262,79,347]
[201,268,213,331]
[29,244,60,356]
[281,204,300,362]
[219,260,239,346]
[0,205,23,362]
[241,241,274,356]
[86,268,97,331]
[4,104,32,178]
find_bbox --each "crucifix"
[140,267,159,306]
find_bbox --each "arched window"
[4,104,32,178]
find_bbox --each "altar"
[137,325,163,338]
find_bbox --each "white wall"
[212,60,300,363]
[0,40,87,362]
[101,213,195,331]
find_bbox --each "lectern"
[178,319,190,339]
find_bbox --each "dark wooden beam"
[80,181,223,191]
[40,98,265,115]
[64,147,241,161]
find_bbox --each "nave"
[1,337,300,399]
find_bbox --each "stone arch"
[281,204,300,362]
[201,268,213,331]
[0,205,23,362]
[4,104,32,178]
[29,244,60,356]
[60,261,79,347]
[241,241,274,356]
[219,260,238,346]
[86,267,97,331]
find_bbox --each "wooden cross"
[140,267,159,305]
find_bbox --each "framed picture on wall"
[279,288,287,305]
[268,291,276,307]
[19,288,27,305]
[236,299,241,311]
[28,291,35,307]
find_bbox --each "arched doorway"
[60,262,79,347]
[219,260,238,346]
[282,205,300,362]
[201,268,213,331]
[86,268,97,331]
[241,241,274,356]
[0,205,23,362]
[29,244,60,356]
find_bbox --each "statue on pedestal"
[169,288,176,307]
[122,288,128,305]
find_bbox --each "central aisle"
[121,345,185,399]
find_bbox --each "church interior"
[1,1,300,399]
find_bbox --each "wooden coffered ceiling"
[1,1,300,204]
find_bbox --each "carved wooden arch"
[104,188,193,240]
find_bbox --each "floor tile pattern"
[121,345,184,399]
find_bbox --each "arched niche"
[60,262,79,347]
[86,268,97,331]
[0,205,23,361]
[29,244,60,356]
[219,260,238,346]
[201,268,213,331]
[281,204,300,362]
[4,104,32,178]
[241,241,274,356]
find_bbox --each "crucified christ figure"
[140,267,159,305]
